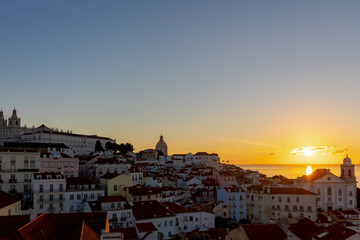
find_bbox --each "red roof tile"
[289,218,324,240]
[312,223,358,240]
[241,224,287,240]
[135,222,157,233]
[0,191,21,209]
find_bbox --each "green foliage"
[94,140,105,152]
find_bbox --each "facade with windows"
[295,157,357,211]
[0,149,40,199]
[217,185,246,222]
[247,186,317,224]
[64,177,104,213]
[32,172,66,214]
[40,152,78,177]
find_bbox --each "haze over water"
[238,164,360,186]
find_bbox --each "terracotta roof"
[289,218,324,240]
[132,201,175,220]
[99,196,126,203]
[100,172,120,179]
[268,187,316,195]
[66,177,96,187]
[125,185,162,196]
[111,227,138,240]
[0,191,21,209]
[312,223,358,240]
[135,222,157,233]
[302,169,329,182]
[241,224,287,240]
[0,215,31,238]
[11,212,107,240]
[317,213,332,224]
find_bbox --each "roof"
[312,223,358,240]
[21,129,113,141]
[302,169,329,182]
[268,187,316,195]
[33,172,65,180]
[66,177,97,189]
[241,224,287,240]
[100,172,120,179]
[135,222,157,233]
[9,212,107,240]
[99,196,126,203]
[111,227,138,240]
[132,201,175,220]
[0,191,21,209]
[289,218,324,240]
[125,185,162,196]
[0,215,31,238]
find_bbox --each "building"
[155,135,168,156]
[32,172,66,214]
[235,224,287,240]
[89,158,130,182]
[65,177,105,213]
[217,185,246,222]
[0,149,40,200]
[247,186,317,224]
[0,191,21,216]
[88,196,134,229]
[132,200,177,240]
[295,156,357,211]
[0,109,115,155]
[122,185,163,202]
[40,151,79,177]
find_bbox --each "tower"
[155,135,168,155]
[8,108,20,128]
[0,110,7,127]
[340,155,356,183]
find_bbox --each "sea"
[237,164,360,186]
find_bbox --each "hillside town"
[0,110,359,240]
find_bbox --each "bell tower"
[8,108,20,128]
[0,110,7,127]
[340,155,356,183]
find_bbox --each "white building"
[89,158,130,182]
[217,185,246,222]
[247,186,317,223]
[295,156,357,211]
[64,177,105,213]
[0,109,115,155]
[32,172,66,214]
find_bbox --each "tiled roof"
[135,222,157,233]
[99,196,126,203]
[100,172,120,179]
[132,201,175,220]
[268,187,316,195]
[241,224,287,240]
[111,227,138,240]
[33,172,65,180]
[302,169,329,182]
[0,191,21,209]
[289,218,324,240]
[312,223,358,240]
[0,215,31,238]
[126,185,162,196]
[10,212,107,240]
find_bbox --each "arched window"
[349,169,352,176]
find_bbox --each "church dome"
[155,135,168,155]
[342,155,353,165]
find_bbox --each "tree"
[117,143,134,155]
[105,141,117,152]
[94,140,104,152]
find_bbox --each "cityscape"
[1,1,360,240]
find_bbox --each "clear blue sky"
[1,1,360,163]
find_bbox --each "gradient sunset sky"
[1,1,360,164]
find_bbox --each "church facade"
[0,109,115,155]
[295,156,357,211]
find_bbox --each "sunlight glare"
[306,166,313,175]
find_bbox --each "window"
[44,162,48,168]
[278,197,281,202]
[64,162,68,168]
[350,191,353,196]
[317,188,321,194]
[111,203,115,209]
[24,174,28,182]
[70,162,74,167]
[50,194,54,201]
[84,194,88,200]
[287,197,290,203]
[307,206,312,212]
[70,171,74,177]
[57,163,61,169]
[30,156,35,163]
[70,194,74,200]
[327,187,332,196]
[24,157,28,164]
[91,194,94,199]
[189,216,193,221]
[40,185,43,193]
[350,200,353,205]
[51,163,55,168]
[11,156,15,164]
[338,189,342,195]
[50,184,54,192]
[59,194,63,200]
[296,197,299,202]
[60,184,63,191]
[40,204,43,209]
[39,195,44,202]
[169,220,173,226]
[77,194,81,200]
[24,185,28,193]
[114,185,118,191]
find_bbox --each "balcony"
[9,179,17,183]
[48,207,56,212]
[0,179,3,183]
[18,169,39,172]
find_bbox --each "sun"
[303,147,314,156]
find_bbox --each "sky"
[1,1,360,164]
